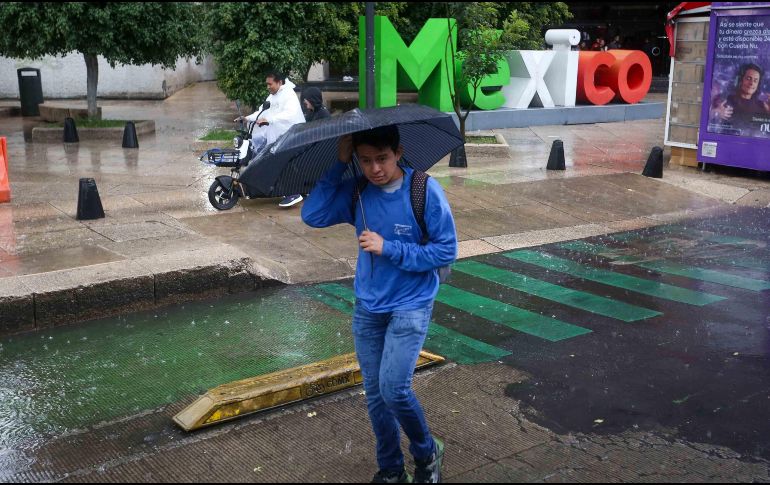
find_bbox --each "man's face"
[740,69,760,97]
[355,144,403,186]
[266,76,282,95]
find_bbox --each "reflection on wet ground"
[1,207,769,479]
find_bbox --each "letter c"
[576,51,616,105]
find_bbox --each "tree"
[0,2,201,118]
[204,3,362,109]
[442,2,572,146]
[203,2,411,108]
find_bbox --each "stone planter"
[463,132,510,158]
[39,103,102,122]
[31,120,155,143]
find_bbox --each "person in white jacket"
[236,70,306,207]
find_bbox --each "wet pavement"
[1,207,770,482]
[2,82,770,481]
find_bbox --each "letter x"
[501,51,556,109]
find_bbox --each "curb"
[0,247,282,337]
[464,132,510,158]
[31,120,156,143]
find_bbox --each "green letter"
[457,57,510,110]
[359,16,457,111]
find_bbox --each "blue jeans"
[352,301,436,472]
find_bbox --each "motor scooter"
[199,100,271,210]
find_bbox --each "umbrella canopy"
[239,104,464,197]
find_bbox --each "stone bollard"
[76,178,105,220]
[63,117,79,143]
[122,121,139,148]
[448,145,467,168]
[546,139,566,170]
[642,146,663,178]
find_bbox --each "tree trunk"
[84,53,99,119]
[459,116,466,143]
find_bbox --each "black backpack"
[352,171,452,283]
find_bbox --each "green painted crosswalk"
[561,241,770,292]
[637,260,770,292]
[435,285,592,342]
[453,260,661,322]
[505,250,726,306]
[308,283,512,364]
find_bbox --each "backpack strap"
[410,170,430,244]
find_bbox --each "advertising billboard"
[698,2,770,169]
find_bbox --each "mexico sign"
[358,16,652,111]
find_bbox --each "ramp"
[174,350,445,431]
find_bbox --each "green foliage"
[200,129,236,141]
[496,2,573,50]
[204,2,368,108]
[51,119,138,128]
[0,2,201,67]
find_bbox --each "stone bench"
[38,103,102,122]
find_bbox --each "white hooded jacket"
[245,79,306,145]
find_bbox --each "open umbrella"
[239,104,464,197]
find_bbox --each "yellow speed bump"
[174,350,445,431]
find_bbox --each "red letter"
[576,51,616,106]
[606,50,652,104]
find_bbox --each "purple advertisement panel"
[699,5,770,170]
[707,15,770,138]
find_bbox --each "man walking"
[302,126,457,483]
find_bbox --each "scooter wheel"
[208,177,240,210]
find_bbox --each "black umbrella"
[239,104,464,197]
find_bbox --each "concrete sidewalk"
[2,82,770,335]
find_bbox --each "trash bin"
[17,67,44,117]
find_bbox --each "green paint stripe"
[436,285,591,342]
[505,250,726,306]
[561,241,770,292]
[311,283,511,364]
[560,240,649,263]
[299,287,353,315]
[424,324,511,364]
[718,257,770,271]
[454,260,661,322]
[702,234,762,246]
[315,283,357,305]
[637,260,770,292]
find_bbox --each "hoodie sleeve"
[380,178,457,272]
[301,161,356,228]
[244,104,264,122]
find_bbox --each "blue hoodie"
[302,161,457,313]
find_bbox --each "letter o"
[606,50,652,104]
[576,51,616,105]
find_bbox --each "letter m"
[359,16,456,111]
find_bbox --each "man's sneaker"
[278,194,303,208]
[371,469,413,483]
[414,437,444,483]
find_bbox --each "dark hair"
[352,125,400,153]
[736,63,763,97]
[738,63,763,79]
[265,70,286,83]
